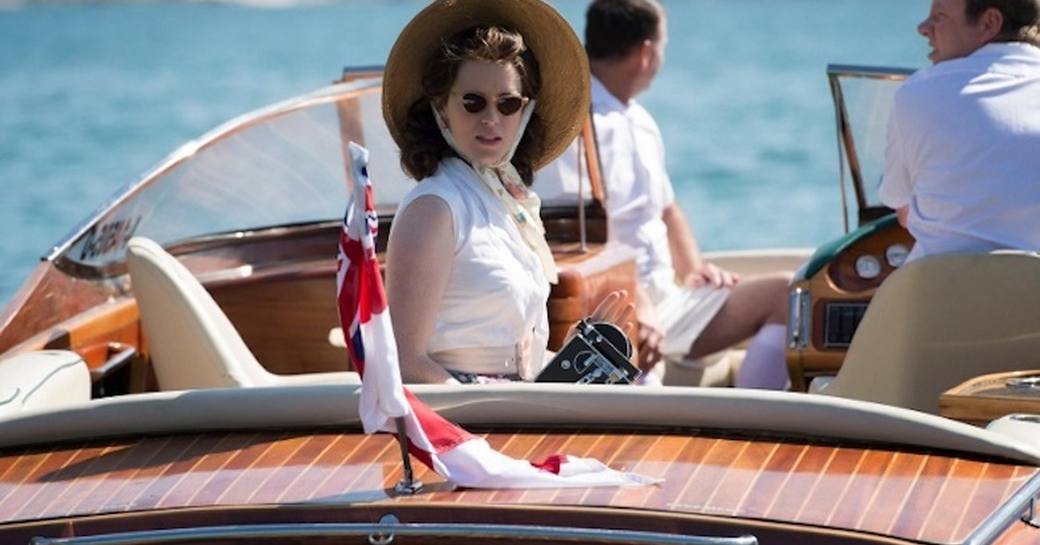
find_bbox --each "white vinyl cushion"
[0,350,90,418]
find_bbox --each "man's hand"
[683,262,739,289]
[636,319,664,371]
[634,284,664,371]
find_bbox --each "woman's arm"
[386,195,459,384]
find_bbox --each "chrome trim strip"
[963,471,1040,545]
[826,64,916,79]
[787,287,811,350]
[31,521,758,545]
[1025,493,1040,529]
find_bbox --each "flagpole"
[393,416,423,495]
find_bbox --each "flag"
[336,142,657,489]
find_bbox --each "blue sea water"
[0,0,928,305]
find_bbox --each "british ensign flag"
[336,142,656,489]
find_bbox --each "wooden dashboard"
[786,218,914,391]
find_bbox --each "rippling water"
[0,0,929,305]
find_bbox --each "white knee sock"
[734,323,788,390]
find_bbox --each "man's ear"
[638,39,655,69]
[979,7,1005,42]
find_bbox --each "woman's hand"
[589,290,636,329]
[563,290,635,347]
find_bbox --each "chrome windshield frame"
[826,64,915,231]
[45,74,384,275]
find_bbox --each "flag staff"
[393,416,423,495]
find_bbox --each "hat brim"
[382,0,590,172]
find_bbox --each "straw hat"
[382,0,590,171]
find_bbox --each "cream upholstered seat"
[824,251,1040,414]
[126,237,360,391]
[0,350,90,418]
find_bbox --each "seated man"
[879,0,1040,262]
[537,0,791,389]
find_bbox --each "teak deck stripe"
[884,454,931,535]
[823,449,869,526]
[37,441,117,517]
[5,447,81,519]
[158,433,255,509]
[577,433,633,506]
[0,430,1036,545]
[732,442,781,515]
[793,446,841,522]
[93,436,173,513]
[896,455,956,540]
[744,440,807,517]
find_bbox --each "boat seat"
[126,237,361,391]
[824,251,1040,414]
[0,350,90,418]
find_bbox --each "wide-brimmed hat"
[382,0,590,171]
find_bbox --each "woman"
[382,0,631,384]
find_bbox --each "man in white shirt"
[880,0,1040,262]
[539,0,792,388]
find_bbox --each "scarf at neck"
[432,102,558,284]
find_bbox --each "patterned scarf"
[432,102,558,284]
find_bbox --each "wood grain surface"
[1,430,1036,544]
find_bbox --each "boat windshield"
[48,74,418,278]
[827,65,914,228]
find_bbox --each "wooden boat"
[1,66,1039,544]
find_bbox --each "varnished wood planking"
[992,521,1040,545]
[795,447,863,527]
[887,454,956,538]
[582,433,658,507]
[947,463,1022,542]
[916,459,987,542]
[151,433,258,510]
[739,442,809,519]
[0,431,1036,545]
[765,441,836,521]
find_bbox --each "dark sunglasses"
[459,93,529,116]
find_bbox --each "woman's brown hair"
[398,25,545,185]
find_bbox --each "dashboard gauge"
[885,243,910,267]
[855,255,882,279]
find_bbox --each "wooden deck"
[0,430,1037,544]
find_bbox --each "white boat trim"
[1,383,1037,465]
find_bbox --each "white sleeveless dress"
[393,158,551,380]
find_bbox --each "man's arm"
[662,202,703,279]
[662,203,737,288]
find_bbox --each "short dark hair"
[398,26,545,185]
[585,0,663,61]
[965,0,1040,45]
